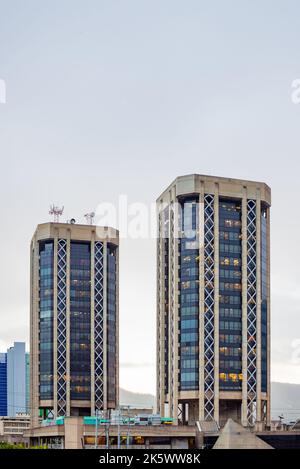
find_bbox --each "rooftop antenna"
[49,204,64,222]
[84,211,95,225]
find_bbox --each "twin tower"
[30,174,271,429]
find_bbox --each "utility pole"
[126,406,130,449]
[95,409,99,449]
[106,409,110,449]
[117,407,121,449]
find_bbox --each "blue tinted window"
[39,241,54,399]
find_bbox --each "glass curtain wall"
[179,199,199,391]
[219,200,243,390]
[39,241,54,400]
[70,242,91,401]
[107,244,117,408]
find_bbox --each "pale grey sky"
[0,0,300,394]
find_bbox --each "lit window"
[229,373,238,382]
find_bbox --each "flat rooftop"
[157,173,271,205]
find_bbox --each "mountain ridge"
[120,382,300,421]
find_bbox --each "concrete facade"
[213,418,273,449]
[30,222,119,428]
[157,174,271,428]
[0,414,30,445]
[25,417,196,449]
[24,417,300,450]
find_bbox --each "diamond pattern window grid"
[247,200,257,426]
[94,242,104,411]
[57,239,67,416]
[204,194,215,421]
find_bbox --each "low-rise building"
[24,416,300,449]
[0,413,30,445]
[25,416,195,449]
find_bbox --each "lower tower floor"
[161,394,270,429]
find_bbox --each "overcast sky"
[0,0,300,395]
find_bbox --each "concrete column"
[256,193,262,423]
[213,184,220,424]
[66,230,71,416]
[156,218,160,415]
[64,417,84,449]
[172,188,179,423]
[198,182,205,421]
[157,208,165,416]
[266,206,271,426]
[30,239,40,428]
[90,236,95,415]
[167,195,173,419]
[241,188,248,426]
[66,232,71,417]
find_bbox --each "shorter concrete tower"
[30,222,119,427]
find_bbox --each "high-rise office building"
[7,342,27,416]
[0,353,7,416]
[157,175,271,427]
[0,343,28,417]
[30,222,119,427]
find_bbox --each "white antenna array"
[49,204,64,222]
[84,212,95,225]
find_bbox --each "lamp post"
[95,409,99,449]
[117,408,121,449]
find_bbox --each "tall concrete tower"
[157,174,271,428]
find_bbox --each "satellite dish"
[84,212,95,225]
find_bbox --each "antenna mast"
[84,212,95,225]
[49,204,64,222]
